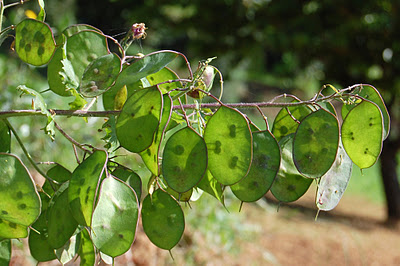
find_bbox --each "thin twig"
[54,121,93,154]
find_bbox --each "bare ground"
[10,190,400,266]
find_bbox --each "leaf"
[272,102,313,142]
[80,53,122,97]
[55,234,80,265]
[37,0,46,21]
[116,86,163,153]
[316,141,353,211]
[68,89,87,110]
[162,127,208,193]
[342,85,390,140]
[47,184,79,249]
[15,19,55,66]
[78,228,95,266]
[293,109,339,178]
[47,164,71,184]
[197,170,224,204]
[204,105,252,185]
[68,150,107,226]
[112,166,142,201]
[103,51,178,110]
[0,120,10,153]
[140,94,173,175]
[0,240,11,266]
[28,212,57,262]
[231,130,281,202]
[92,176,139,257]
[0,153,41,238]
[341,100,383,169]
[101,115,119,152]
[141,189,184,250]
[17,85,55,139]
[270,135,313,202]
[146,67,182,94]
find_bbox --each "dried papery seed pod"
[131,23,147,40]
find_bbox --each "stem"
[54,121,93,154]
[5,119,59,188]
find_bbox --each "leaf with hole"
[341,100,383,169]
[0,153,41,238]
[270,135,313,202]
[15,19,56,66]
[293,109,339,178]
[272,102,313,142]
[142,189,184,250]
[92,176,139,257]
[162,126,208,193]
[231,130,280,202]
[116,86,163,153]
[80,53,122,97]
[68,150,107,226]
[204,105,252,185]
[316,141,353,211]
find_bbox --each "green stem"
[5,119,59,187]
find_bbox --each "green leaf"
[55,234,80,265]
[272,102,313,142]
[28,212,57,262]
[68,150,107,226]
[342,85,390,140]
[37,0,46,21]
[0,120,10,153]
[47,184,78,249]
[0,240,11,266]
[17,85,55,139]
[146,67,182,94]
[103,51,178,110]
[316,141,353,211]
[197,170,224,204]
[293,109,339,178]
[92,176,139,257]
[270,135,313,202]
[142,189,184,250]
[78,228,95,266]
[0,153,41,238]
[101,115,119,152]
[68,89,87,110]
[80,53,122,97]
[112,166,142,201]
[47,164,71,184]
[162,127,208,193]
[341,100,383,169]
[231,130,280,202]
[116,86,163,153]
[166,187,193,202]
[204,105,252,185]
[15,19,55,66]
[140,94,173,175]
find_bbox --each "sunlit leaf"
[270,135,312,202]
[0,240,11,266]
[92,176,138,257]
[68,150,107,226]
[15,19,55,66]
[293,109,339,178]
[231,130,280,202]
[272,102,313,142]
[116,86,163,153]
[142,189,184,250]
[80,53,122,97]
[341,100,383,169]
[78,228,95,266]
[162,127,207,193]
[0,153,41,238]
[197,170,224,205]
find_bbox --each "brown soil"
[10,190,400,266]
